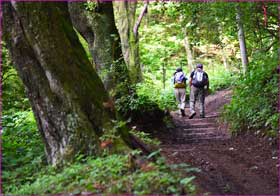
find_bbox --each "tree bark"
[113,1,142,83]
[3,2,115,166]
[68,2,123,91]
[133,2,148,38]
[236,4,249,74]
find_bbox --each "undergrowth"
[2,106,196,194]
[2,110,46,193]
[223,54,278,138]
[7,151,197,195]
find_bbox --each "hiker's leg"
[198,88,205,117]
[179,88,186,116]
[189,86,197,113]
[180,88,186,110]
[174,88,180,109]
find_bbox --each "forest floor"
[156,89,279,195]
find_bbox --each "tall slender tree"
[183,25,194,72]
[236,4,249,74]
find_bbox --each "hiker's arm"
[206,74,209,89]
[189,78,192,87]
[189,71,194,87]
[183,73,187,84]
[173,72,177,84]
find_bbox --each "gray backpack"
[192,70,208,88]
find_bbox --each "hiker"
[173,67,187,117]
[189,63,209,119]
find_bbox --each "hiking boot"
[189,111,196,119]
[180,109,186,117]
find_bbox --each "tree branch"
[133,2,148,38]
[262,40,277,52]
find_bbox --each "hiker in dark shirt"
[188,64,209,119]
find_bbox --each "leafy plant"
[9,152,196,195]
[2,42,30,112]
[130,129,161,146]
[222,53,278,138]
[2,110,46,193]
[115,85,165,123]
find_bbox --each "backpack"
[192,70,208,88]
[174,71,186,88]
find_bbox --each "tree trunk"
[183,26,194,72]
[236,4,249,74]
[113,1,142,83]
[3,2,115,166]
[68,2,123,91]
[133,2,148,38]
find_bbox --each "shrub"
[222,54,278,137]
[10,152,197,195]
[2,110,46,193]
[205,64,238,92]
[115,84,165,124]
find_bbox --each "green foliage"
[2,42,46,193]
[223,54,278,137]
[76,30,93,63]
[2,110,46,193]
[9,152,196,195]
[115,84,165,123]
[138,21,187,111]
[130,129,161,146]
[84,1,98,12]
[205,64,238,92]
[3,2,279,194]
[136,74,178,110]
[2,42,30,112]
[138,3,242,111]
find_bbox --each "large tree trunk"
[68,2,123,91]
[236,4,249,74]
[113,1,142,83]
[3,2,115,166]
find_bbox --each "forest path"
[159,90,278,195]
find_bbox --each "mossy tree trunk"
[68,2,124,92]
[113,1,142,83]
[3,2,116,166]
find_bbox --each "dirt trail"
[159,90,278,195]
